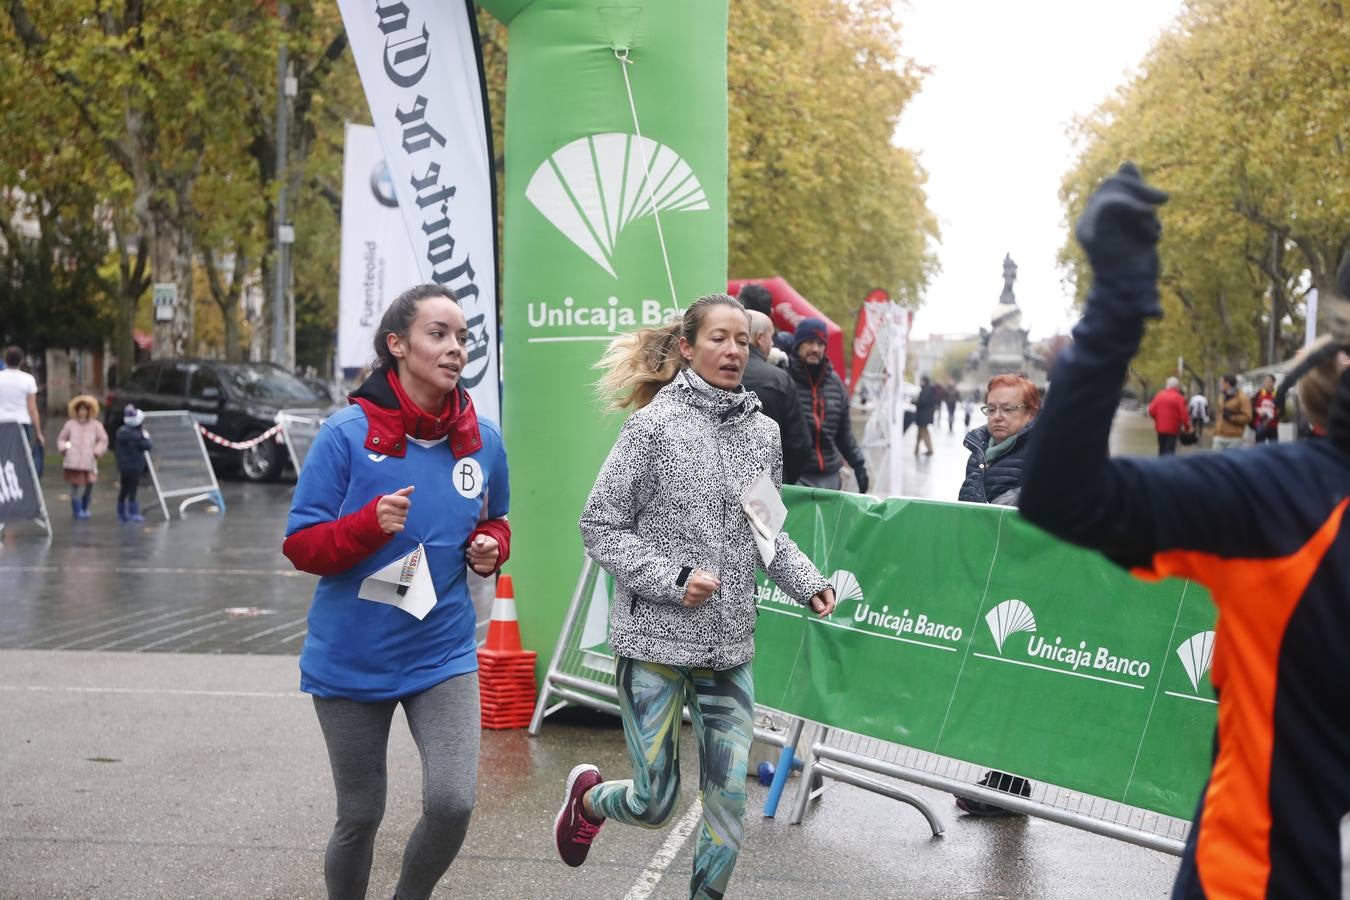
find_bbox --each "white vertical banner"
[337,0,500,423]
[888,305,911,498]
[338,123,422,375]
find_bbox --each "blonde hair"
[595,293,747,411]
[1293,335,1344,431]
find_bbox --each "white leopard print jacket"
[580,370,829,669]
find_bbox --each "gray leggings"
[312,672,480,900]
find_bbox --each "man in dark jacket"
[738,283,793,357]
[788,318,868,492]
[743,311,812,484]
[913,376,938,455]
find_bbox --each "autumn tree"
[1061,0,1350,389]
[728,0,938,328]
[3,1,938,371]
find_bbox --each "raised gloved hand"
[855,467,869,495]
[1074,162,1169,317]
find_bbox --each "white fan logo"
[985,599,1037,653]
[1176,630,1215,692]
[827,570,864,605]
[526,133,710,278]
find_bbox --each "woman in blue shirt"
[284,283,510,900]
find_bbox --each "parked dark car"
[105,360,329,482]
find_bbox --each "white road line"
[624,798,703,900]
[0,565,306,577]
[0,685,304,699]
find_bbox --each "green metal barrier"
[756,486,1215,821]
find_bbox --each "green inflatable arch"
[475,0,729,667]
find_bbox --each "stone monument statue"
[999,253,1017,305]
[991,252,1022,331]
[967,253,1047,387]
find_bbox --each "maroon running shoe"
[554,763,604,867]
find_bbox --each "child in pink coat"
[57,395,109,519]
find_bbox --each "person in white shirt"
[1187,392,1210,442]
[0,345,44,476]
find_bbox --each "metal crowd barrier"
[788,723,1189,855]
[142,411,225,519]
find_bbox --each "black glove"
[1074,162,1169,317]
[855,468,869,495]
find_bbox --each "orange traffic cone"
[484,574,523,653]
[478,573,537,730]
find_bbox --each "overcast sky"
[893,0,1184,340]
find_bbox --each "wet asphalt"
[0,410,1186,898]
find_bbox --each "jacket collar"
[348,368,483,459]
[964,419,1036,458]
[787,356,830,386]
[664,369,760,424]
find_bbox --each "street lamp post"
[271,2,294,369]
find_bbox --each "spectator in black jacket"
[737,283,793,358]
[743,311,812,484]
[958,374,1039,505]
[787,318,868,493]
[736,282,772,317]
[914,376,938,456]
[952,373,1041,815]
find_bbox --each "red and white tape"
[197,423,283,451]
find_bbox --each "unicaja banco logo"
[985,598,1036,653]
[828,570,864,604]
[1176,630,1215,692]
[526,133,710,278]
[833,570,964,643]
[981,598,1152,680]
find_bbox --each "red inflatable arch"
[728,276,845,379]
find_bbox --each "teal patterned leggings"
[587,656,755,900]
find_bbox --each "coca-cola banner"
[848,288,891,393]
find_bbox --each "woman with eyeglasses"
[957,374,1041,506]
[951,373,1042,816]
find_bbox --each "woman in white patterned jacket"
[552,293,837,899]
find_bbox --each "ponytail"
[595,323,683,411]
[594,293,747,411]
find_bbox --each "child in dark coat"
[114,404,152,522]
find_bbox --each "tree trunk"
[108,222,149,386]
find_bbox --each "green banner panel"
[752,487,1216,820]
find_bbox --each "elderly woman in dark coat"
[958,374,1040,506]
[954,372,1040,816]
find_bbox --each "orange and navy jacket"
[1020,288,1350,899]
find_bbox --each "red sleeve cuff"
[283,495,394,576]
[468,517,511,575]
